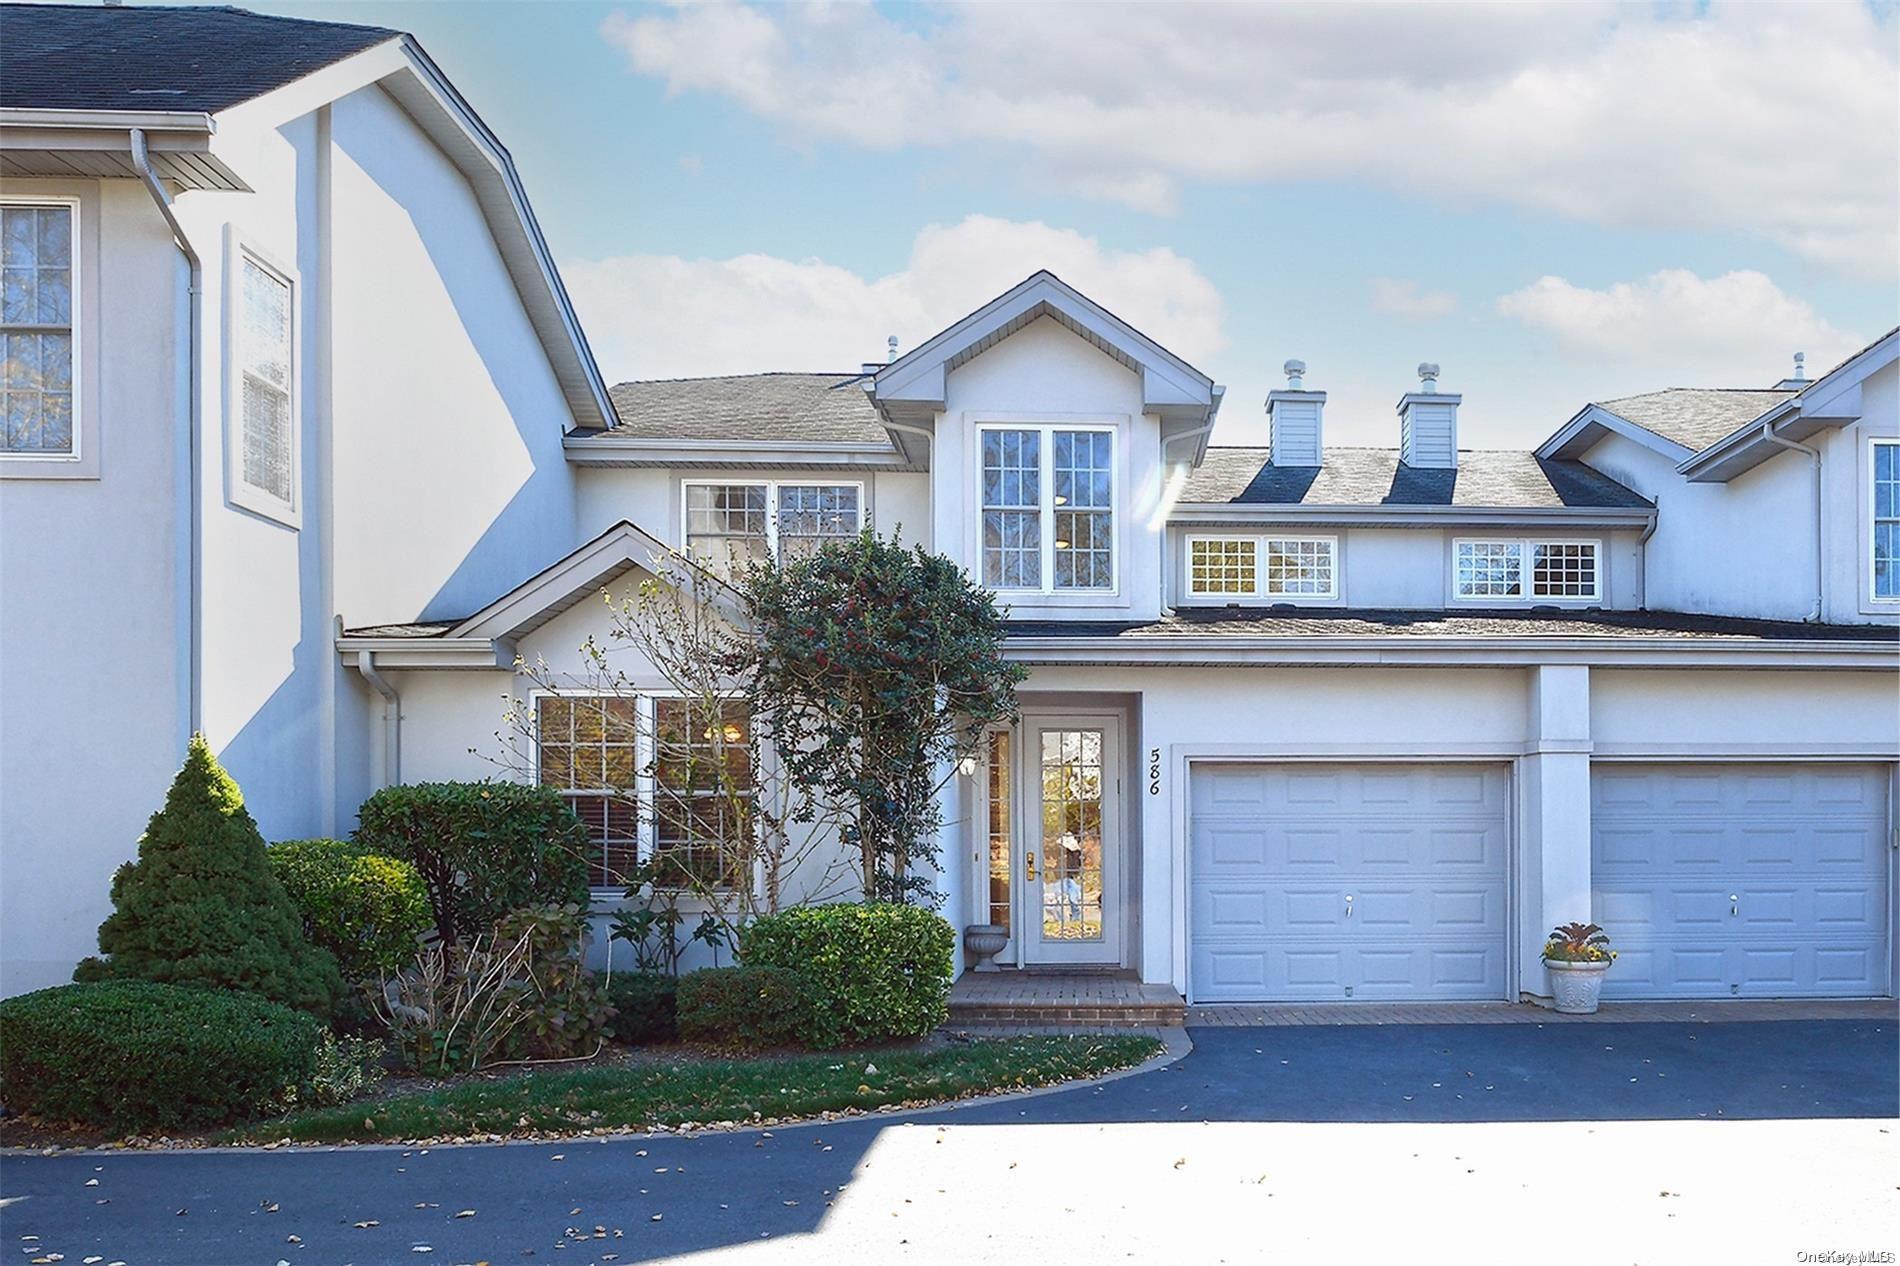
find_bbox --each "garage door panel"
[1191,763,1509,1002]
[1592,763,1889,1000]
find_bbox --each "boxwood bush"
[676,966,810,1051]
[267,839,431,983]
[741,904,954,1048]
[604,970,678,1045]
[352,781,591,946]
[0,981,322,1132]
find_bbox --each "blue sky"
[182,1,1898,448]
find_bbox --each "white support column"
[932,757,970,977]
[1519,664,1594,1001]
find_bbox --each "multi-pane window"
[1455,539,1600,601]
[1875,441,1900,601]
[536,693,753,890]
[1189,538,1256,595]
[980,428,1041,588]
[537,695,641,888]
[776,483,859,558]
[684,482,861,576]
[1186,536,1337,599]
[1,201,75,456]
[1264,538,1335,597]
[979,425,1115,592]
[653,698,752,890]
[236,251,295,512]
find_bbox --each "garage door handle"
[1730,894,1739,916]
[1344,894,1353,919]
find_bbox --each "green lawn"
[228,1034,1162,1145]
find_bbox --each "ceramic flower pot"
[1545,958,1612,1014]
[963,924,1009,972]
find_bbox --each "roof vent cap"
[1791,351,1807,381]
[1417,362,1440,393]
[887,334,900,364]
[1283,358,1306,390]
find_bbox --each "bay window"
[980,424,1115,593]
[536,693,753,890]
[1454,538,1600,602]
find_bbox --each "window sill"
[0,453,97,480]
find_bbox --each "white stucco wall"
[934,318,1166,622]
[0,179,188,995]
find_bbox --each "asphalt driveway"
[2,1018,1893,1265]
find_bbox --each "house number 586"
[1148,748,1162,795]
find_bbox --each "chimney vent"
[1267,358,1325,466]
[887,334,900,363]
[1398,362,1460,468]
[1773,350,1810,391]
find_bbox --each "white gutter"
[356,651,402,788]
[1761,417,1824,621]
[1004,634,1898,670]
[1170,503,1656,529]
[130,127,203,742]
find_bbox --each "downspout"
[130,128,203,742]
[1636,515,1657,610]
[1762,416,1824,622]
[356,651,401,788]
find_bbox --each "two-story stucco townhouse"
[3,5,1895,1009]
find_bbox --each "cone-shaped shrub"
[78,735,341,1015]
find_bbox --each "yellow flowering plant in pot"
[1542,922,1616,1014]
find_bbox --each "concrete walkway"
[1187,996,1899,1026]
[1,1017,1893,1265]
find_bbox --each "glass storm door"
[1025,719,1121,965]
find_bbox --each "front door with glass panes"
[979,716,1122,966]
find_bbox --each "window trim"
[529,687,758,896]
[1182,533,1341,602]
[223,229,300,527]
[975,421,1120,597]
[678,477,866,564]
[1451,536,1603,604]
[0,193,83,471]
[1870,436,1900,606]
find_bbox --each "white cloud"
[602,1,1898,272]
[1370,278,1459,320]
[565,214,1228,382]
[1496,269,1863,381]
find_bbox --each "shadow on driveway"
[1,1019,1892,1264]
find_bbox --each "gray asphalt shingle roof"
[1008,608,1899,642]
[604,373,889,445]
[1180,446,1650,509]
[0,4,398,113]
[1593,388,1796,451]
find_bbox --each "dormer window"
[1454,538,1600,602]
[979,424,1115,593]
[683,479,861,577]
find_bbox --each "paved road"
[3,1019,1894,1265]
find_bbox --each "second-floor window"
[1187,535,1338,599]
[1874,439,1899,601]
[979,424,1115,593]
[1454,538,1600,602]
[232,246,297,521]
[1,200,75,457]
[684,481,861,577]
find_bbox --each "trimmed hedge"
[267,839,431,983]
[604,970,678,1045]
[676,966,810,1051]
[0,981,322,1132]
[741,904,954,1048]
[352,781,591,946]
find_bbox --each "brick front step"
[947,1002,1187,1027]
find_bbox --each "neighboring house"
[3,7,1895,1007]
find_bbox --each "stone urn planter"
[1542,921,1617,1014]
[963,924,1009,972]
[1545,958,1612,1014]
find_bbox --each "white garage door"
[1593,764,1891,999]
[1189,763,1510,1002]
